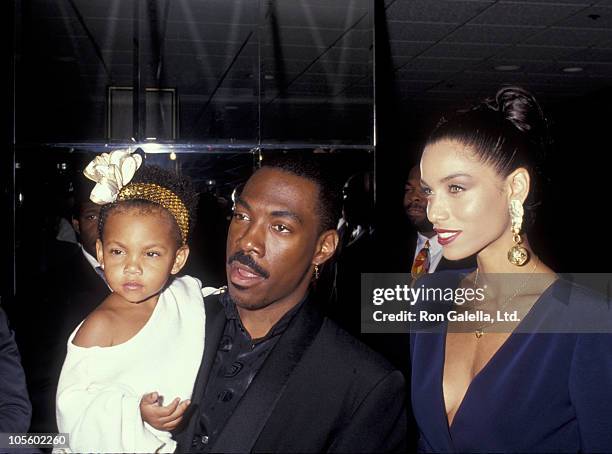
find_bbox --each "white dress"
[56,275,209,453]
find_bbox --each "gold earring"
[314,264,320,280]
[507,199,529,266]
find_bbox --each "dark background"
[4,0,611,313]
[2,1,611,441]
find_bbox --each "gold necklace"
[472,260,538,338]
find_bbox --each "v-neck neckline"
[439,277,560,437]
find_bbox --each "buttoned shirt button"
[218,389,234,402]
[201,435,209,445]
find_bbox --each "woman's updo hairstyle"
[427,86,551,229]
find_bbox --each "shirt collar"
[221,291,308,343]
[416,232,443,255]
[80,245,101,270]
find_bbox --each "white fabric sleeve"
[56,349,173,454]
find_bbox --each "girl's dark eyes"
[109,248,123,255]
[146,251,160,257]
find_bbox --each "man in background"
[11,179,109,433]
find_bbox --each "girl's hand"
[139,392,191,431]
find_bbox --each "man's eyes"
[272,224,291,233]
[232,212,249,221]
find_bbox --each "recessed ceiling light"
[494,65,521,71]
[562,66,583,73]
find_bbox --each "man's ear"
[313,229,339,267]
[171,245,190,275]
[72,217,81,235]
[95,238,104,268]
[505,167,530,204]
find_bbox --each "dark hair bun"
[493,86,546,135]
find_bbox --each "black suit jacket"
[174,293,407,453]
[0,306,31,433]
[12,241,110,433]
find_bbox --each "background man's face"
[226,168,322,311]
[73,200,102,257]
[403,166,433,233]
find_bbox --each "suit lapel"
[79,254,109,296]
[211,298,324,453]
[174,291,226,449]
[192,292,226,402]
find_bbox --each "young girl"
[56,149,209,453]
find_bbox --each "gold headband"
[118,182,189,245]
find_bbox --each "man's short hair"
[261,154,342,233]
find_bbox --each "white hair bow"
[83,149,143,204]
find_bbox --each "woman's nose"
[427,195,448,225]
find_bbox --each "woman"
[411,87,612,452]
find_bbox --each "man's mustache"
[227,251,270,279]
[407,202,427,211]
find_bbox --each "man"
[404,164,475,275]
[175,156,407,453]
[71,198,104,273]
[11,182,110,433]
[0,306,31,433]
[55,185,110,341]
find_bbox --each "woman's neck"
[473,232,556,301]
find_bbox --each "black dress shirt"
[192,292,305,452]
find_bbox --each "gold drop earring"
[507,199,529,266]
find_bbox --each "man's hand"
[139,392,191,431]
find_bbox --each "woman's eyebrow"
[440,173,472,183]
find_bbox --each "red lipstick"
[435,228,462,246]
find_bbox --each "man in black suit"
[11,187,110,433]
[0,306,31,433]
[58,196,110,334]
[174,156,407,453]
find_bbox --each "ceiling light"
[494,65,521,71]
[140,143,163,153]
[562,66,583,73]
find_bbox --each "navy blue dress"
[411,278,612,453]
